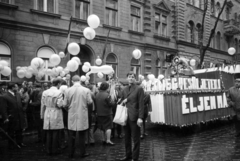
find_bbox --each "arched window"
[196,23,202,45]
[106,53,118,79]
[211,0,215,15]
[187,21,194,43]
[215,2,220,17]
[235,38,238,53]
[130,57,141,81]
[194,0,200,8]
[210,30,215,48]
[37,46,56,81]
[216,32,221,50]
[188,0,194,5]
[0,41,11,81]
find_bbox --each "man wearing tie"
[227,76,240,137]
[119,71,144,161]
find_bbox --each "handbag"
[113,103,128,126]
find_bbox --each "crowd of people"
[0,71,152,161]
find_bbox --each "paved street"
[0,121,240,161]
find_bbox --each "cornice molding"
[30,9,61,18]
[0,2,18,9]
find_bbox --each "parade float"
[143,51,239,127]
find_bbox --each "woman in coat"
[20,87,29,131]
[95,82,115,146]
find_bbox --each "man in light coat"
[41,78,64,155]
[63,75,93,159]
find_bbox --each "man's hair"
[99,82,109,91]
[52,78,62,86]
[126,71,136,78]
[72,75,80,82]
[7,83,15,90]
[61,80,67,85]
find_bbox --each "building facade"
[0,0,239,83]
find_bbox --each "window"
[211,0,215,15]
[194,0,200,8]
[210,30,215,48]
[0,42,11,81]
[131,5,141,32]
[187,21,194,43]
[196,24,202,45]
[0,0,10,3]
[74,0,90,20]
[226,7,230,20]
[235,38,238,53]
[105,0,118,27]
[130,58,141,81]
[106,53,118,79]
[155,13,167,36]
[35,0,57,13]
[188,0,194,5]
[216,32,221,50]
[156,59,161,77]
[37,46,55,81]
[215,2,220,17]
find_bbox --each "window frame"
[34,0,58,14]
[105,0,119,27]
[130,2,143,32]
[155,12,168,37]
[130,57,141,81]
[106,53,118,79]
[187,21,195,43]
[0,41,11,82]
[216,32,221,50]
[73,0,91,20]
[156,59,162,77]
[0,0,15,4]
[37,46,56,81]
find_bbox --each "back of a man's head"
[72,75,80,82]
[52,78,62,87]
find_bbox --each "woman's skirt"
[97,115,113,131]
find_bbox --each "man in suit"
[63,75,93,159]
[227,77,240,137]
[0,81,7,95]
[1,83,26,148]
[119,71,144,161]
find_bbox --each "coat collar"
[73,82,81,87]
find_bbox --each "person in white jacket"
[41,78,64,155]
[63,75,93,159]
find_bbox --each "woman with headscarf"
[95,82,115,146]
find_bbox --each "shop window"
[0,42,11,81]
[74,0,90,20]
[37,46,55,81]
[130,4,142,32]
[105,0,118,27]
[106,53,118,79]
[130,58,141,81]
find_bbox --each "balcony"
[224,19,240,36]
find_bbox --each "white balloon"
[66,74,70,80]
[87,14,100,29]
[64,68,70,74]
[17,70,25,78]
[71,57,81,65]
[16,66,21,71]
[49,54,61,66]
[82,65,90,73]
[80,75,86,82]
[59,51,65,58]
[60,71,66,77]
[68,42,80,56]
[83,27,96,40]
[56,66,63,73]
[25,72,33,79]
[84,62,91,68]
[189,59,196,66]
[86,75,90,80]
[0,60,8,67]
[132,49,142,59]
[97,72,103,78]
[46,69,52,75]
[228,47,236,55]
[1,66,11,76]
[51,67,59,77]
[27,66,34,73]
[57,76,62,79]
[95,57,102,66]
[0,64,4,72]
[67,60,78,72]
[158,74,164,80]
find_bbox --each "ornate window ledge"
[102,24,122,31]
[71,17,87,24]
[0,2,18,9]
[128,30,144,36]
[30,9,61,18]
[154,34,170,41]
